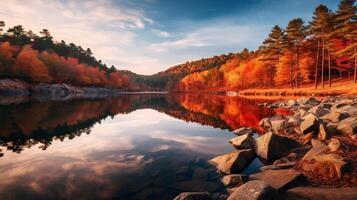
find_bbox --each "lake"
[0,93,276,200]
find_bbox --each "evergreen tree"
[334,0,357,82]
[285,18,307,88]
[261,25,285,86]
[310,4,332,88]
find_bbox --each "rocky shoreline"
[0,79,126,104]
[174,96,357,200]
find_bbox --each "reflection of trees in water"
[0,94,273,156]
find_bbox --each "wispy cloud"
[151,29,170,37]
[0,0,155,72]
[149,24,267,52]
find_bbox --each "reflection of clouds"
[0,108,232,199]
[149,130,231,155]
[0,151,153,199]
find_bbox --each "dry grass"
[239,79,357,97]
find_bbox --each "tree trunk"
[354,47,357,83]
[270,65,273,86]
[296,46,299,89]
[290,53,294,90]
[321,38,325,89]
[328,48,331,87]
[315,40,320,89]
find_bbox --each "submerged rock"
[227,180,280,200]
[209,149,256,174]
[229,134,255,150]
[254,132,300,161]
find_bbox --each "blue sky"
[1,0,339,74]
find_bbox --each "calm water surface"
[0,94,275,200]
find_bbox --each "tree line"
[178,0,356,91]
[0,22,130,89]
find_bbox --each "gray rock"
[300,113,319,134]
[229,134,255,150]
[258,118,271,130]
[308,106,330,117]
[221,174,249,187]
[254,132,300,161]
[336,105,357,117]
[227,180,280,200]
[321,111,349,122]
[232,127,254,136]
[302,139,328,161]
[270,118,289,134]
[288,115,302,126]
[249,169,303,191]
[209,149,256,174]
[336,117,357,136]
[297,97,320,107]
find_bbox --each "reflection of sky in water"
[0,108,236,200]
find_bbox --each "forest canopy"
[0,24,130,89]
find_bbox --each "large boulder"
[258,118,271,130]
[232,127,254,136]
[254,132,300,161]
[321,111,349,122]
[297,97,320,107]
[249,169,303,191]
[221,174,249,187]
[302,139,328,161]
[308,106,330,117]
[229,134,255,150]
[209,149,256,174]
[286,187,357,200]
[300,113,319,134]
[270,118,289,134]
[227,180,280,200]
[336,117,357,136]
[336,105,357,117]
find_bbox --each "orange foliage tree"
[12,45,52,83]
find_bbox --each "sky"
[0,0,339,75]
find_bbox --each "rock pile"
[174,96,357,200]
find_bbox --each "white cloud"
[0,0,156,73]
[149,24,267,52]
[151,29,170,37]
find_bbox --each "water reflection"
[0,94,274,200]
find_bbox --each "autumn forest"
[0,0,356,92]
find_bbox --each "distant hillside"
[122,53,236,90]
